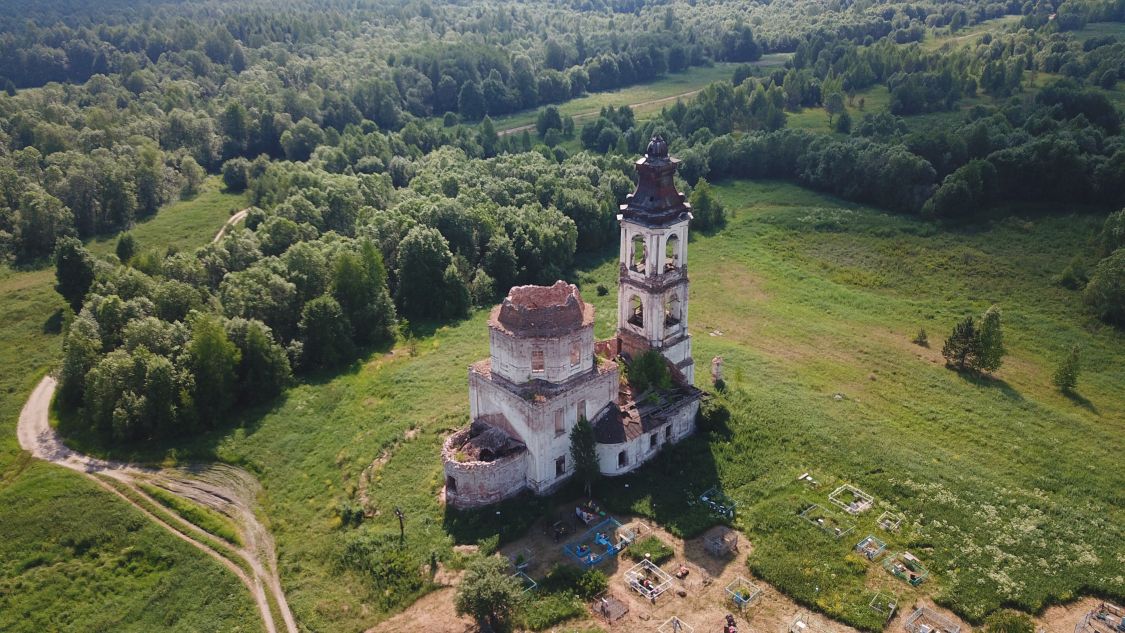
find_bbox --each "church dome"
[646,135,669,158]
[491,281,594,338]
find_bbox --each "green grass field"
[1070,21,1125,43]
[491,59,791,133]
[81,180,1123,631]
[0,177,254,633]
[786,85,893,134]
[0,463,259,632]
[920,15,1023,52]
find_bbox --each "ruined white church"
[442,137,703,509]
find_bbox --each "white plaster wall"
[594,399,700,476]
[490,326,595,385]
[469,367,618,493]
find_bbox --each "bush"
[1055,257,1088,290]
[1084,248,1125,326]
[912,328,929,347]
[623,535,674,565]
[1052,344,1081,393]
[540,563,585,593]
[518,592,584,631]
[576,569,608,599]
[983,610,1034,633]
[628,350,672,394]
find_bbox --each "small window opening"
[554,410,565,437]
[532,349,545,373]
[650,433,658,450]
[555,456,566,478]
[570,341,581,366]
[577,400,587,421]
[665,425,672,441]
[446,476,457,492]
[618,451,628,468]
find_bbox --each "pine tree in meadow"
[976,305,1005,373]
[942,315,980,371]
[1052,344,1081,393]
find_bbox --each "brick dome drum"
[491,281,595,338]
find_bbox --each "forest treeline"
[0,0,1119,445]
[0,0,1033,260]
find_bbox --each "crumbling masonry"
[443,138,703,509]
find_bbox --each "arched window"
[664,294,681,326]
[631,234,647,273]
[664,234,680,271]
[628,295,644,328]
[570,341,581,366]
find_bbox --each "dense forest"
[0,0,1120,444]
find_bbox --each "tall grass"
[138,482,244,547]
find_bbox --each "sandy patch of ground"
[366,587,475,633]
[1037,597,1105,633]
[383,501,867,633]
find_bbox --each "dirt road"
[212,208,249,244]
[17,376,297,633]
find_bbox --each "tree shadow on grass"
[42,308,65,334]
[1062,390,1099,414]
[953,369,1025,403]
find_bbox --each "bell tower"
[616,136,694,383]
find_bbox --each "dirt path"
[17,376,297,633]
[212,208,249,243]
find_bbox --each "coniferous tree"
[1052,344,1081,393]
[115,233,136,263]
[942,315,980,371]
[54,237,95,312]
[570,417,599,496]
[479,116,499,157]
[976,305,1005,373]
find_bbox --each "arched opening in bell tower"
[664,294,681,326]
[664,234,680,271]
[630,234,647,273]
[628,295,644,328]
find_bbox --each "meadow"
[490,59,790,133]
[0,462,260,632]
[75,180,1124,632]
[0,177,255,633]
